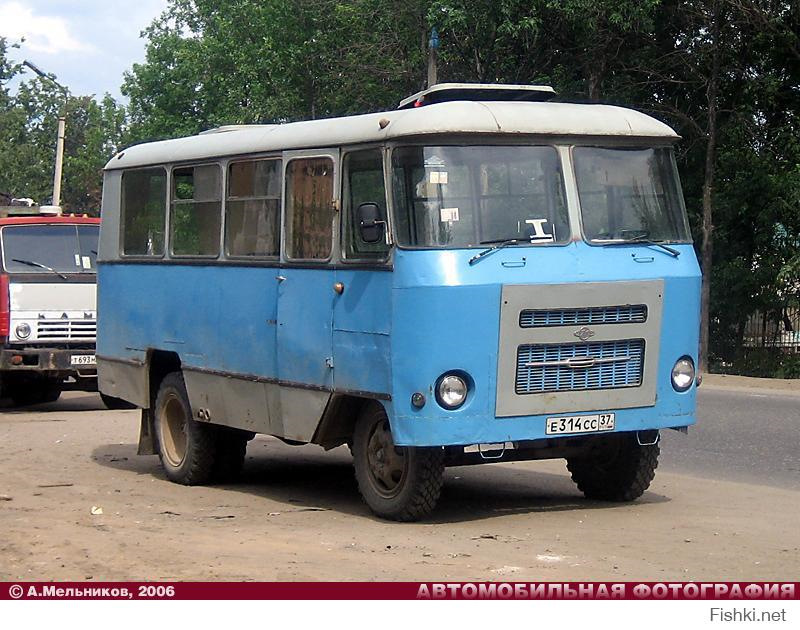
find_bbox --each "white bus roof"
[106,100,679,171]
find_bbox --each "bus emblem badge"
[574,326,595,342]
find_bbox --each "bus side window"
[121,168,166,256]
[343,149,389,261]
[226,159,281,258]
[285,157,334,260]
[170,164,222,257]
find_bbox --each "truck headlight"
[671,357,695,392]
[436,373,468,409]
[15,323,31,339]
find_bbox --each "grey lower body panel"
[182,367,330,442]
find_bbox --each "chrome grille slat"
[519,304,647,328]
[516,339,645,394]
[36,319,97,340]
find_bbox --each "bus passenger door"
[333,148,393,399]
[275,150,339,441]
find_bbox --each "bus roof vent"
[398,83,556,110]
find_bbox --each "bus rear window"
[121,168,166,256]
[2,224,99,274]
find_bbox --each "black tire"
[100,392,137,410]
[567,432,660,502]
[10,380,61,406]
[153,371,216,485]
[212,429,248,482]
[352,402,444,521]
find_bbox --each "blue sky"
[0,0,169,101]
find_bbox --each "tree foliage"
[0,37,126,213]
[1,2,799,373]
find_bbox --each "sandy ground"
[0,392,797,582]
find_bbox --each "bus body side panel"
[98,264,284,434]
[332,268,392,398]
[387,245,700,447]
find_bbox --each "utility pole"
[427,27,440,88]
[23,60,68,208]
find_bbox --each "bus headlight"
[15,323,31,339]
[436,373,468,410]
[671,357,695,392]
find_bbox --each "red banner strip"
[1,582,798,601]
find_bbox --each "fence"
[742,306,800,351]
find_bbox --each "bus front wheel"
[154,371,216,485]
[566,432,659,502]
[352,402,444,521]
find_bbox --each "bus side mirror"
[357,202,385,244]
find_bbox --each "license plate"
[546,413,615,435]
[70,355,96,366]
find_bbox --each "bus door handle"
[276,275,287,282]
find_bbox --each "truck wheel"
[212,430,248,482]
[10,380,61,406]
[153,371,216,485]
[100,392,137,410]
[352,402,444,521]
[567,432,659,501]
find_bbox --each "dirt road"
[0,392,797,581]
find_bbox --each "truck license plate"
[546,413,615,435]
[70,355,96,366]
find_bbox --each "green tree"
[0,37,126,212]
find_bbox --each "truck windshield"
[574,147,691,243]
[2,224,99,274]
[392,145,569,247]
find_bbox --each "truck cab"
[0,207,99,405]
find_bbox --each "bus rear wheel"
[153,371,216,485]
[566,432,659,502]
[352,402,444,521]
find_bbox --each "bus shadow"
[91,438,670,523]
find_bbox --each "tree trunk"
[699,0,722,373]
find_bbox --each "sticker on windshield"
[74,254,81,267]
[429,171,448,184]
[424,156,446,168]
[81,256,92,269]
[440,207,459,222]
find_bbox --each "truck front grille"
[515,339,645,394]
[36,319,96,341]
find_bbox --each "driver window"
[343,149,390,261]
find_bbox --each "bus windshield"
[2,224,99,274]
[574,147,691,243]
[392,145,569,247]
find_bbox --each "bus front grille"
[515,339,645,394]
[36,319,97,341]
[519,304,647,328]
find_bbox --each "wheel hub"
[366,420,407,498]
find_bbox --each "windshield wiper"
[599,232,680,258]
[11,258,69,280]
[468,239,520,265]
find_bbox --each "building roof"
[106,100,679,171]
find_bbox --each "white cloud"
[0,1,94,54]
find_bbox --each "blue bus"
[97,84,700,521]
